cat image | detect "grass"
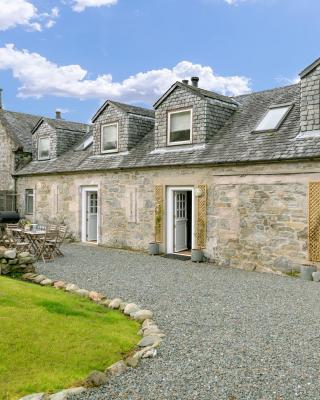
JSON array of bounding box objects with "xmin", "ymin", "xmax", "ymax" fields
[{"xmin": 0, "ymin": 276, "xmax": 140, "ymax": 400}]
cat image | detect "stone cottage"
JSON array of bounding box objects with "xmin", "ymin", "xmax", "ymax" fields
[
  {"xmin": 10, "ymin": 57, "xmax": 320, "ymax": 274},
  {"xmin": 0, "ymin": 100, "xmax": 88, "ymax": 211}
]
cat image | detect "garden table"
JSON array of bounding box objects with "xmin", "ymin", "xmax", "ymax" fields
[{"xmin": 24, "ymin": 230, "xmax": 46, "ymax": 258}]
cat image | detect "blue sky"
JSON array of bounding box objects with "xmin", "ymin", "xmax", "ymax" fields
[{"xmin": 0, "ymin": 0, "xmax": 320, "ymax": 123}]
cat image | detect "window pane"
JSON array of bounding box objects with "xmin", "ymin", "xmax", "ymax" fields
[
  {"xmin": 255, "ymin": 106, "xmax": 290, "ymax": 131},
  {"xmin": 25, "ymin": 189, "xmax": 34, "ymax": 214},
  {"xmin": 102, "ymin": 124, "xmax": 118, "ymax": 151},
  {"xmin": 170, "ymin": 111, "xmax": 191, "ymax": 143},
  {"xmin": 39, "ymin": 137, "xmax": 50, "ymax": 159}
]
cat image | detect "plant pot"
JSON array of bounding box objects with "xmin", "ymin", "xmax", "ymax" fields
[
  {"xmin": 148, "ymin": 242, "xmax": 159, "ymax": 256},
  {"xmin": 191, "ymin": 249, "xmax": 204, "ymax": 263},
  {"xmin": 300, "ymin": 265, "xmax": 317, "ymax": 281}
]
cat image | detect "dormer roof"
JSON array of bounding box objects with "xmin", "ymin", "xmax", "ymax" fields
[
  {"xmin": 31, "ymin": 117, "xmax": 89, "ymax": 135},
  {"xmin": 92, "ymin": 100, "xmax": 155, "ymax": 123},
  {"xmin": 299, "ymin": 57, "xmax": 320, "ymax": 78},
  {"xmin": 153, "ymin": 81, "xmax": 239, "ymax": 109}
]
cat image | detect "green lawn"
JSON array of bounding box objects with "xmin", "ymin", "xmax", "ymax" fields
[{"xmin": 0, "ymin": 276, "xmax": 140, "ymax": 400}]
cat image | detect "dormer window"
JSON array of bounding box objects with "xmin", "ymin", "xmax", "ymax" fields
[
  {"xmin": 254, "ymin": 104, "xmax": 293, "ymax": 133},
  {"xmin": 38, "ymin": 137, "xmax": 50, "ymax": 160},
  {"xmin": 168, "ymin": 109, "xmax": 192, "ymax": 145},
  {"xmin": 101, "ymin": 122, "xmax": 118, "ymax": 153}
]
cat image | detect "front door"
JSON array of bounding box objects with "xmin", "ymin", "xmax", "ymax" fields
[
  {"xmin": 86, "ymin": 191, "xmax": 98, "ymax": 242},
  {"xmin": 174, "ymin": 191, "xmax": 188, "ymax": 252}
]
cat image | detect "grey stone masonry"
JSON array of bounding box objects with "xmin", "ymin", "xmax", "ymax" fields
[
  {"xmin": 154, "ymin": 85, "xmax": 237, "ymax": 148},
  {"xmin": 93, "ymin": 103, "xmax": 154, "ymax": 155},
  {"xmin": 32, "ymin": 121, "xmax": 86, "ymax": 160},
  {"xmin": 32, "ymin": 122, "xmax": 55, "ymax": 160},
  {"xmin": 300, "ymin": 64, "xmax": 320, "ymax": 132}
]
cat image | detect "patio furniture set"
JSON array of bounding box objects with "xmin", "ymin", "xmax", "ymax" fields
[{"xmin": 0, "ymin": 223, "xmax": 67, "ymax": 262}]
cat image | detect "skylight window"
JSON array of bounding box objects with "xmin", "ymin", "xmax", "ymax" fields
[
  {"xmin": 254, "ymin": 104, "xmax": 293, "ymax": 132},
  {"xmin": 76, "ymin": 135, "xmax": 93, "ymax": 151}
]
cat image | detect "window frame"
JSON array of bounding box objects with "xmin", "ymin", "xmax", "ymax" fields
[
  {"xmin": 37, "ymin": 137, "xmax": 50, "ymax": 160},
  {"xmin": 101, "ymin": 122, "xmax": 119, "ymax": 154},
  {"xmin": 25, "ymin": 189, "xmax": 34, "ymax": 215},
  {"xmin": 167, "ymin": 108, "xmax": 193, "ymax": 146},
  {"xmin": 252, "ymin": 103, "xmax": 294, "ymax": 134}
]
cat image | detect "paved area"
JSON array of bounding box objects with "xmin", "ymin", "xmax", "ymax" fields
[{"xmin": 37, "ymin": 244, "xmax": 320, "ymax": 400}]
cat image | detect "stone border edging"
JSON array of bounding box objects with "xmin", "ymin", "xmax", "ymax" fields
[{"xmin": 18, "ymin": 272, "xmax": 165, "ymax": 400}]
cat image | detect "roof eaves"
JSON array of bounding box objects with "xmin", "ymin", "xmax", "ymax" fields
[
  {"xmin": 31, "ymin": 117, "xmax": 46, "ymax": 134},
  {"xmin": 299, "ymin": 57, "xmax": 320, "ymax": 78},
  {"xmin": 153, "ymin": 81, "xmax": 205, "ymax": 109}
]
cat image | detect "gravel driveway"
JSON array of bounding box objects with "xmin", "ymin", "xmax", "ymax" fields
[{"xmin": 37, "ymin": 244, "xmax": 320, "ymax": 400}]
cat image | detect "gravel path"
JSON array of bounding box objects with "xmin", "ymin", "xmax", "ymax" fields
[{"xmin": 37, "ymin": 244, "xmax": 320, "ymax": 400}]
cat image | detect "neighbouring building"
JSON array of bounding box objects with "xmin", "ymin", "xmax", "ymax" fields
[{"xmin": 7, "ymin": 57, "xmax": 320, "ymax": 274}]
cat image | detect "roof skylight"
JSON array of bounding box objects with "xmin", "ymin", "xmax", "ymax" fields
[
  {"xmin": 75, "ymin": 135, "xmax": 93, "ymax": 151},
  {"xmin": 254, "ymin": 104, "xmax": 293, "ymax": 132}
]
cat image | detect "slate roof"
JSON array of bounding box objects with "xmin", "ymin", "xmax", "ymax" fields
[
  {"xmin": 0, "ymin": 109, "xmax": 41, "ymax": 152},
  {"xmin": 32, "ymin": 117, "xmax": 89, "ymax": 135},
  {"xmin": 92, "ymin": 100, "xmax": 155, "ymax": 122},
  {"xmin": 17, "ymin": 82, "xmax": 320, "ymax": 177},
  {"xmin": 154, "ymin": 81, "xmax": 238, "ymax": 108}
]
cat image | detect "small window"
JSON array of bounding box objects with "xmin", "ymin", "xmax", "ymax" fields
[
  {"xmin": 75, "ymin": 135, "xmax": 93, "ymax": 151},
  {"xmin": 168, "ymin": 109, "xmax": 192, "ymax": 145},
  {"xmin": 101, "ymin": 123, "xmax": 118, "ymax": 153},
  {"xmin": 38, "ymin": 137, "xmax": 50, "ymax": 160},
  {"xmin": 254, "ymin": 104, "xmax": 293, "ymax": 132},
  {"xmin": 25, "ymin": 189, "xmax": 34, "ymax": 215}
]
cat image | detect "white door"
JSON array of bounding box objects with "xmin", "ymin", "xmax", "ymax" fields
[
  {"xmin": 174, "ymin": 191, "xmax": 188, "ymax": 252},
  {"xmin": 86, "ymin": 191, "xmax": 98, "ymax": 241}
]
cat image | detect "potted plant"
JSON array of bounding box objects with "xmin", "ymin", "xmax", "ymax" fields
[
  {"xmin": 191, "ymin": 248, "xmax": 204, "ymax": 263},
  {"xmin": 149, "ymin": 204, "xmax": 161, "ymax": 256}
]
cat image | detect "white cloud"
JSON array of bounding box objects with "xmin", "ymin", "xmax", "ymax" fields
[
  {"xmin": 224, "ymin": 0, "xmax": 256, "ymax": 4},
  {"xmin": 71, "ymin": 0, "xmax": 118, "ymax": 12},
  {"xmin": 0, "ymin": 0, "xmax": 59, "ymax": 31},
  {"xmin": 0, "ymin": 44, "xmax": 251, "ymax": 104}
]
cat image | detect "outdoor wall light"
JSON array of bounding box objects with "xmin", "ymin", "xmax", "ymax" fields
[{"xmin": 195, "ymin": 187, "xmax": 203, "ymax": 197}]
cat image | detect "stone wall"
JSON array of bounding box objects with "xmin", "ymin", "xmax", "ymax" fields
[
  {"xmin": 16, "ymin": 161, "xmax": 320, "ymax": 274},
  {"xmin": 0, "ymin": 121, "xmax": 15, "ymax": 191},
  {"xmin": 154, "ymin": 85, "xmax": 236, "ymax": 148},
  {"xmin": 300, "ymin": 65, "xmax": 320, "ymax": 133},
  {"xmin": 0, "ymin": 247, "xmax": 35, "ymax": 275},
  {"xmin": 32, "ymin": 122, "xmax": 55, "ymax": 160},
  {"xmin": 93, "ymin": 103, "xmax": 154, "ymax": 155}
]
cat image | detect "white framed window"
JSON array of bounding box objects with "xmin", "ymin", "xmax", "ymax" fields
[
  {"xmin": 101, "ymin": 122, "xmax": 119, "ymax": 153},
  {"xmin": 253, "ymin": 104, "xmax": 293, "ymax": 133},
  {"xmin": 25, "ymin": 189, "xmax": 34, "ymax": 215},
  {"xmin": 38, "ymin": 137, "xmax": 50, "ymax": 160},
  {"xmin": 167, "ymin": 109, "xmax": 192, "ymax": 145}
]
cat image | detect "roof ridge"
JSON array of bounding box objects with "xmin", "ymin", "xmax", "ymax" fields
[{"xmin": 233, "ymin": 83, "xmax": 299, "ymax": 99}]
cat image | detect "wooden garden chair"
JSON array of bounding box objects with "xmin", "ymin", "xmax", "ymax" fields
[
  {"xmin": 53, "ymin": 225, "xmax": 68, "ymax": 256},
  {"xmin": 4, "ymin": 227, "xmax": 30, "ymax": 252},
  {"xmin": 36, "ymin": 229, "xmax": 56, "ymax": 263}
]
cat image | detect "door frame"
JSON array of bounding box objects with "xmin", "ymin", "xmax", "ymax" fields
[
  {"xmin": 166, "ymin": 186, "xmax": 195, "ymax": 254},
  {"xmin": 81, "ymin": 186, "xmax": 99, "ymax": 244}
]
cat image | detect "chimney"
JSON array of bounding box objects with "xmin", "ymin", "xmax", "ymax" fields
[
  {"xmin": 0, "ymin": 88, "xmax": 3, "ymax": 109},
  {"xmin": 191, "ymin": 77, "xmax": 199, "ymax": 88},
  {"xmin": 55, "ymin": 109, "xmax": 62, "ymax": 119},
  {"xmin": 182, "ymin": 79, "xmax": 189, "ymax": 85}
]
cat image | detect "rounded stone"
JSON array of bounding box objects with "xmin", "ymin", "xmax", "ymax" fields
[
  {"xmin": 132, "ymin": 309, "xmax": 153, "ymax": 322},
  {"xmin": 138, "ymin": 335, "xmax": 162, "ymax": 348},
  {"xmin": 124, "ymin": 303, "xmax": 140, "ymax": 315},
  {"xmin": 33, "ymin": 275, "xmax": 47, "ymax": 284},
  {"xmin": 85, "ymin": 370, "xmax": 108, "ymax": 387},
  {"xmin": 109, "ymin": 298, "xmax": 122, "ymax": 309},
  {"xmin": 89, "ymin": 291, "xmax": 105, "ymax": 302},
  {"xmin": 65, "ymin": 283, "xmax": 80, "ymax": 292},
  {"xmin": 40, "ymin": 278, "xmax": 53, "ymax": 286},
  {"xmin": 53, "ymin": 280, "xmax": 66, "ymax": 289},
  {"xmin": 105, "ymin": 360, "xmax": 127, "ymax": 376},
  {"xmin": 76, "ymin": 288, "xmax": 90, "ymax": 297}
]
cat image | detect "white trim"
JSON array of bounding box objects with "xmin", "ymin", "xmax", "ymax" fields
[
  {"xmin": 38, "ymin": 137, "xmax": 50, "ymax": 160},
  {"xmin": 167, "ymin": 108, "xmax": 193, "ymax": 146},
  {"xmin": 81, "ymin": 186, "xmax": 99, "ymax": 244},
  {"xmin": 150, "ymin": 143, "xmax": 205, "ymax": 155},
  {"xmin": 101, "ymin": 122, "xmax": 119, "ymax": 154},
  {"xmin": 166, "ymin": 186, "xmax": 195, "ymax": 254}
]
